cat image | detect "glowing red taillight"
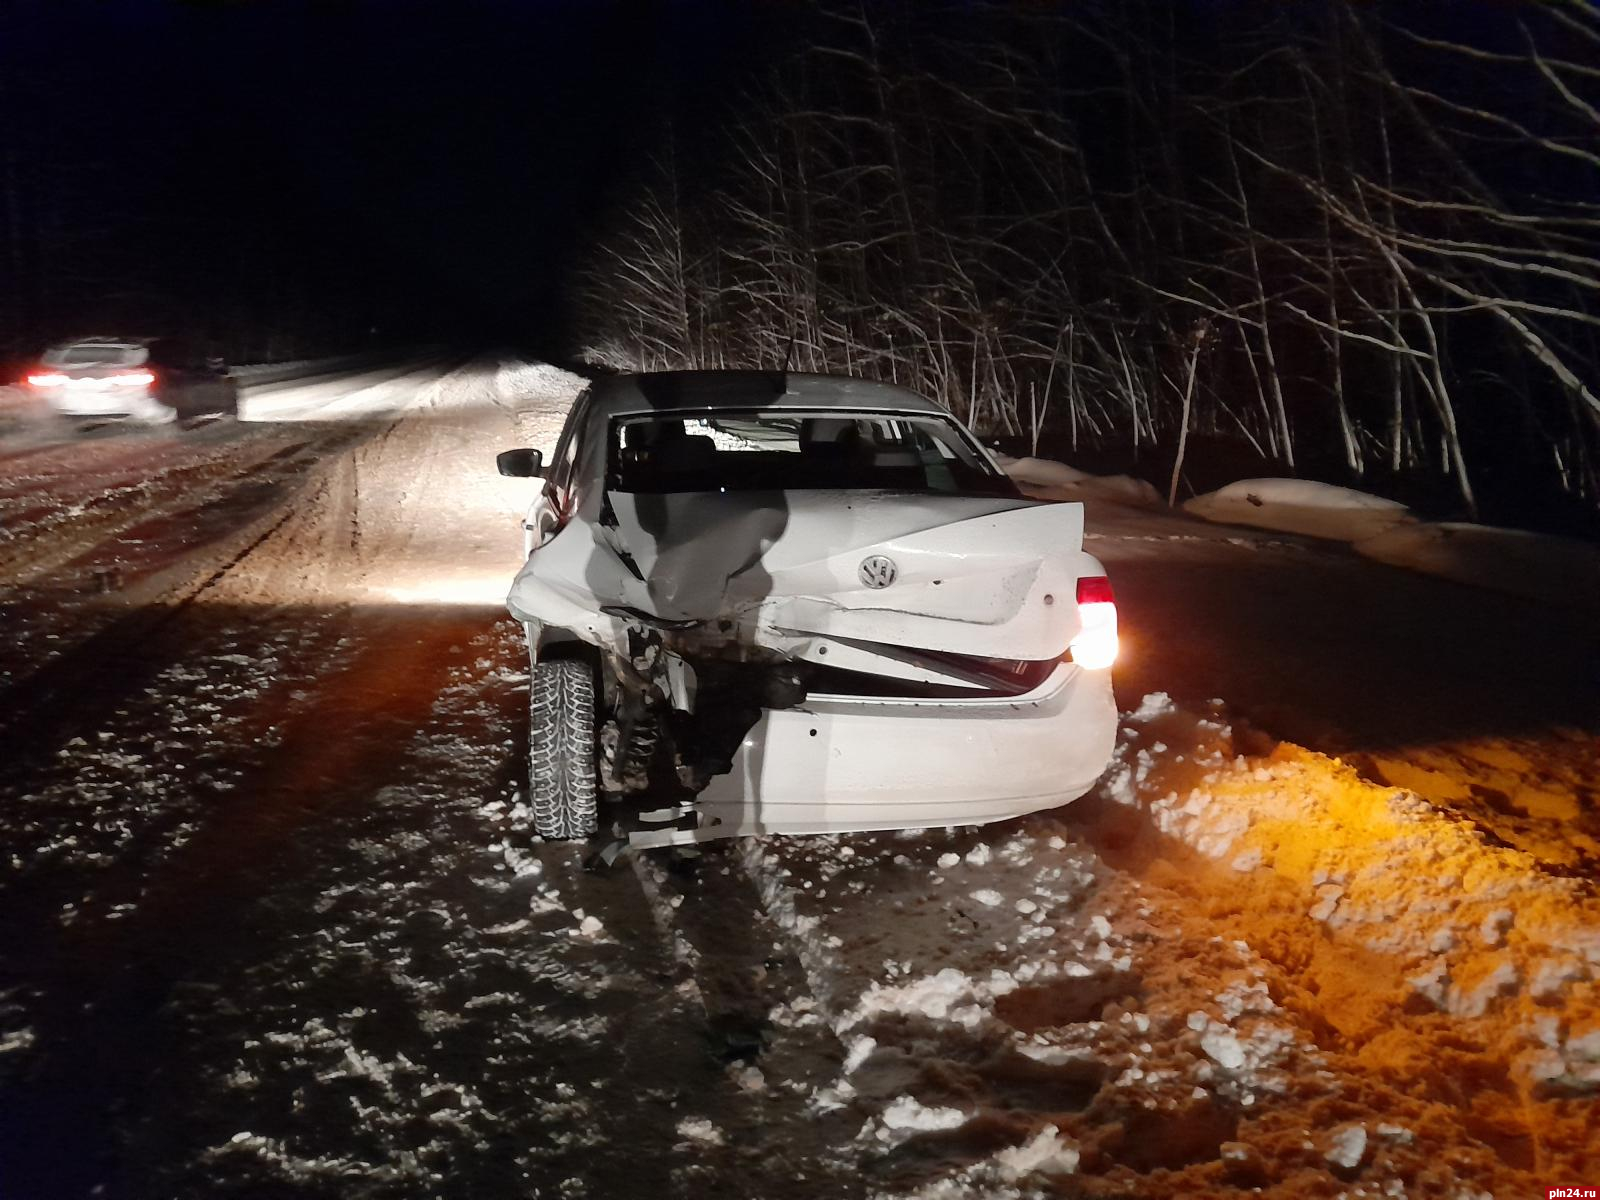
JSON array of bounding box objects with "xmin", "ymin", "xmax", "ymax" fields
[
  {"xmin": 26, "ymin": 369, "xmax": 153, "ymax": 389},
  {"xmin": 1070, "ymin": 575, "xmax": 1118, "ymax": 669},
  {"xmin": 1076, "ymin": 576, "xmax": 1115, "ymax": 606}
]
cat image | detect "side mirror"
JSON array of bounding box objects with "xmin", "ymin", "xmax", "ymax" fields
[{"xmin": 497, "ymin": 447, "xmax": 544, "ymax": 478}]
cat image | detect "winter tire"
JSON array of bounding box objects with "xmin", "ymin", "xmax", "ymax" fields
[{"xmin": 529, "ymin": 657, "xmax": 599, "ymax": 839}]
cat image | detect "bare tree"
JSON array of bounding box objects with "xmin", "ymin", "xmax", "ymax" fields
[{"xmin": 578, "ymin": 0, "xmax": 1600, "ymax": 518}]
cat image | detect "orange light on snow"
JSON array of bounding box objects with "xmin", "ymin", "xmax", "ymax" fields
[{"xmin": 1070, "ymin": 576, "xmax": 1119, "ymax": 670}]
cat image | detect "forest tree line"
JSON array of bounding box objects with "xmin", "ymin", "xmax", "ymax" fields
[{"xmin": 577, "ymin": 1, "xmax": 1600, "ymax": 528}]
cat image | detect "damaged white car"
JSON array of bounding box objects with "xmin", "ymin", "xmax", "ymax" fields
[{"xmin": 498, "ymin": 371, "xmax": 1119, "ymax": 846}]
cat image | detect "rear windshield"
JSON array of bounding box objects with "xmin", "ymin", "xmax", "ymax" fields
[
  {"xmin": 607, "ymin": 409, "xmax": 1018, "ymax": 497},
  {"xmin": 43, "ymin": 343, "xmax": 147, "ymax": 367}
]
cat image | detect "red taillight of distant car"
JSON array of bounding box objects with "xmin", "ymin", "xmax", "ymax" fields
[
  {"xmin": 1069, "ymin": 575, "xmax": 1118, "ymax": 669},
  {"xmin": 25, "ymin": 370, "xmax": 154, "ymax": 390}
]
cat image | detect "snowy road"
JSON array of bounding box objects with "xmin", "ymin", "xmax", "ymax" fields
[{"xmin": 0, "ymin": 360, "xmax": 1596, "ymax": 1199}]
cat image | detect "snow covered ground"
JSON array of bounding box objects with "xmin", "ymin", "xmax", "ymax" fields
[{"xmin": 0, "ymin": 359, "xmax": 1596, "ymax": 1198}]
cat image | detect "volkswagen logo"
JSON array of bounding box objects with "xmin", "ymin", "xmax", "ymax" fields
[{"xmin": 858, "ymin": 554, "xmax": 898, "ymax": 589}]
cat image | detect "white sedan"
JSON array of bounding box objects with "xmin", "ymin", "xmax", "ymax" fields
[
  {"xmin": 498, "ymin": 371, "xmax": 1118, "ymax": 845},
  {"xmin": 24, "ymin": 337, "xmax": 239, "ymax": 422}
]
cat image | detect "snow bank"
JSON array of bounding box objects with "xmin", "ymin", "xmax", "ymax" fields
[
  {"xmin": 994, "ymin": 455, "xmax": 1091, "ymax": 488},
  {"xmin": 495, "ymin": 359, "xmax": 586, "ymax": 404},
  {"xmin": 1069, "ymin": 473, "xmax": 1165, "ymax": 508},
  {"xmin": 1179, "ymin": 477, "xmax": 1600, "ymax": 605},
  {"xmin": 736, "ymin": 722, "xmax": 1598, "ymax": 1195},
  {"xmin": 1354, "ymin": 521, "xmax": 1600, "ymax": 608},
  {"xmin": 994, "ymin": 453, "xmax": 1164, "ymax": 510},
  {"xmin": 1183, "ymin": 478, "xmax": 1412, "ymax": 542},
  {"xmin": 1101, "ymin": 692, "xmax": 1600, "ymax": 1093}
]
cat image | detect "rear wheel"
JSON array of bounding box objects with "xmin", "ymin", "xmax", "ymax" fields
[{"xmin": 529, "ymin": 657, "xmax": 599, "ymax": 839}]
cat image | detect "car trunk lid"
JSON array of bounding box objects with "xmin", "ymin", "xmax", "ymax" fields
[{"xmin": 600, "ymin": 489, "xmax": 1091, "ymax": 661}]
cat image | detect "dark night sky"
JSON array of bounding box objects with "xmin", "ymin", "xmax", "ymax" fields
[
  {"xmin": 0, "ymin": 2, "xmax": 1584, "ymax": 358},
  {"xmin": 3, "ymin": 0, "xmax": 780, "ymax": 353}
]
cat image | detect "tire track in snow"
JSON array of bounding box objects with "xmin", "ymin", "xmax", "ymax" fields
[
  {"xmin": 0, "ymin": 434, "xmax": 366, "ymax": 743},
  {"xmin": 0, "ymin": 427, "xmax": 319, "ymax": 582}
]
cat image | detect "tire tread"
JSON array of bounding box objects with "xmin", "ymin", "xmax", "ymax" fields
[{"xmin": 529, "ymin": 658, "xmax": 598, "ymax": 839}]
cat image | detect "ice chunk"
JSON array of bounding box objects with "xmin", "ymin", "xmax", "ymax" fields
[
  {"xmin": 1130, "ymin": 692, "xmax": 1175, "ymax": 722},
  {"xmin": 1479, "ymin": 908, "xmax": 1513, "ymax": 947},
  {"xmin": 1201, "ymin": 1030, "xmax": 1246, "ymax": 1070},
  {"xmin": 1407, "ymin": 960, "xmax": 1450, "ymax": 1009},
  {"xmin": 876, "ymin": 1095, "xmax": 967, "ymax": 1142},
  {"xmin": 1530, "ymin": 958, "xmax": 1586, "ymax": 1001},
  {"xmin": 1324, "ymin": 1124, "xmax": 1367, "ymax": 1170},
  {"xmin": 1448, "ymin": 959, "xmax": 1519, "ymax": 1017},
  {"xmin": 843, "ymin": 1036, "xmax": 876, "ymax": 1074},
  {"xmin": 991, "ymin": 1124, "xmax": 1080, "ymax": 1178},
  {"xmin": 676, "ymin": 1117, "xmax": 724, "ymax": 1145},
  {"xmin": 729, "ymin": 1064, "xmax": 765, "ymax": 1092}
]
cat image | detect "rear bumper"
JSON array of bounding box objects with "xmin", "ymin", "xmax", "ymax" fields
[
  {"xmin": 634, "ymin": 662, "xmax": 1117, "ymax": 843},
  {"xmin": 45, "ymin": 388, "xmax": 171, "ymax": 420}
]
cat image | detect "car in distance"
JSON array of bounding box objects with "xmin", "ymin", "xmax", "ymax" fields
[
  {"xmin": 25, "ymin": 336, "xmax": 239, "ymax": 422},
  {"xmin": 498, "ymin": 370, "xmax": 1119, "ymax": 846}
]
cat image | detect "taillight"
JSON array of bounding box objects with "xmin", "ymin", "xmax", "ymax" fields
[
  {"xmin": 27, "ymin": 370, "xmax": 154, "ymax": 390},
  {"xmin": 1069, "ymin": 575, "xmax": 1118, "ymax": 669}
]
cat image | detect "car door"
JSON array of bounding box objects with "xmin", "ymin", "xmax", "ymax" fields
[{"xmin": 522, "ymin": 389, "xmax": 591, "ymax": 557}]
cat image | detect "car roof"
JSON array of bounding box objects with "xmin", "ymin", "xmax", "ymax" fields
[{"xmin": 585, "ymin": 370, "xmax": 948, "ymax": 421}]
